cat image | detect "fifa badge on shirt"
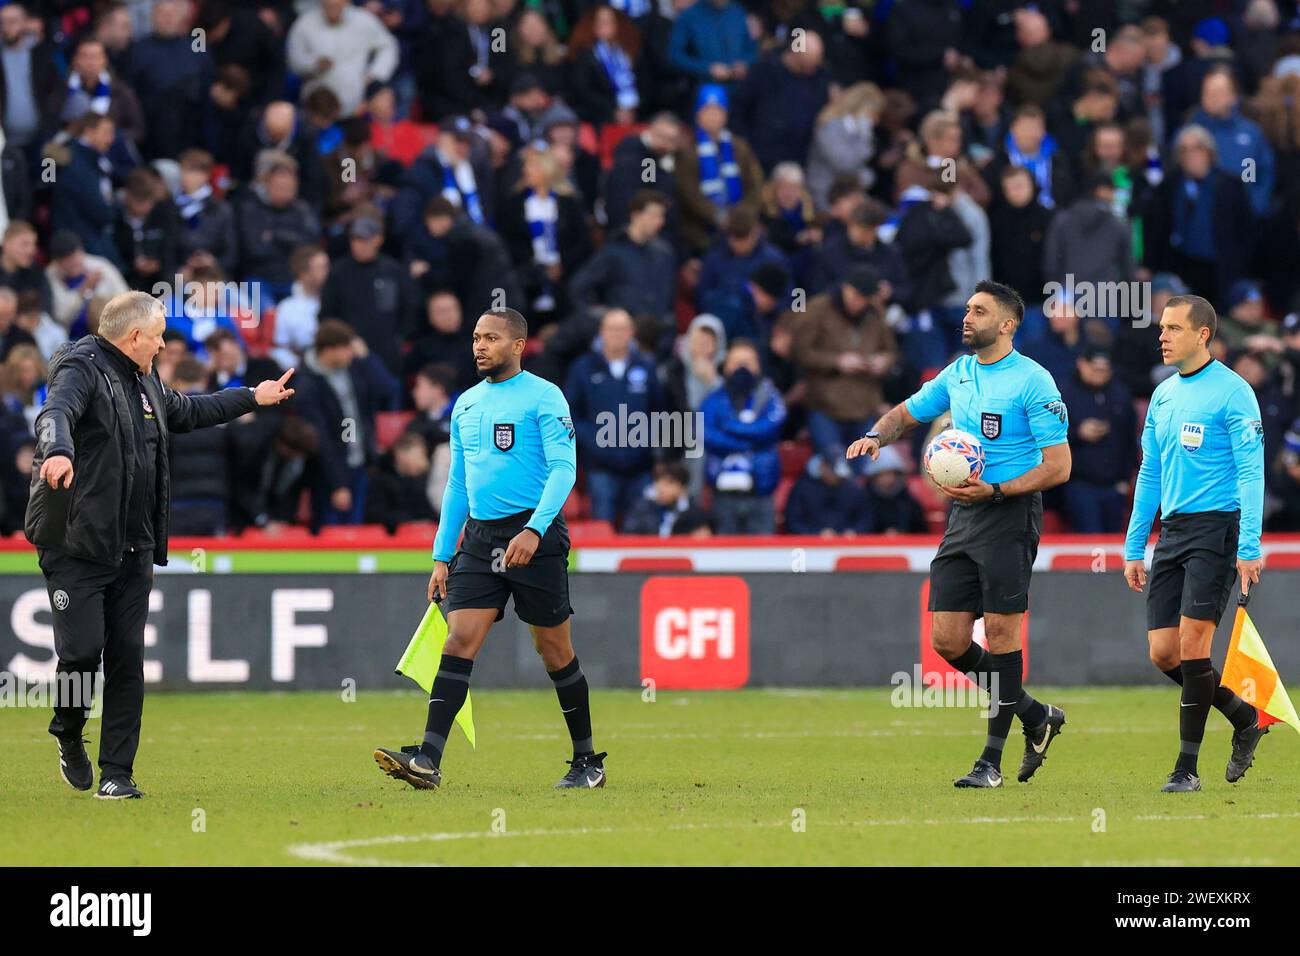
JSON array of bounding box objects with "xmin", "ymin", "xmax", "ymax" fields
[
  {"xmin": 494, "ymin": 422, "xmax": 515, "ymax": 450},
  {"xmin": 980, "ymin": 411, "xmax": 1001, "ymax": 440},
  {"xmin": 1180, "ymin": 422, "xmax": 1204, "ymax": 452}
]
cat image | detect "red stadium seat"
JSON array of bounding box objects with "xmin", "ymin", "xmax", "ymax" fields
[
  {"xmin": 374, "ymin": 411, "xmax": 415, "ymax": 452},
  {"xmin": 1133, "ymin": 397, "xmax": 1149, "ymax": 429},
  {"xmin": 562, "ymin": 489, "xmax": 590, "ymax": 521},
  {"xmin": 1040, "ymin": 511, "xmax": 1066, "ymax": 534},
  {"xmin": 907, "ymin": 474, "xmax": 948, "ymax": 531},
  {"xmin": 779, "ymin": 439, "xmax": 812, "ymax": 478},
  {"xmin": 398, "ymin": 521, "xmax": 439, "ymax": 540},
  {"xmin": 240, "ymin": 525, "xmax": 313, "ymax": 541},
  {"xmin": 241, "ymin": 305, "xmax": 275, "ymax": 359},
  {"xmin": 569, "ymin": 520, "xmax": 614, "ymax": 539},
  {"xmin": 577, "ymin": 122, "xmax": 599, "ymax": 158},
  {"xmin": 597, "ymin": 122, "xmax": 645, "ymax": 170},
  {"xmin": 773, "ymin": 475, "xmax": 796, "ymax": 528},
  {"xmin": 617, "ymin": 556, "xmax": 694, "ymax": 571}
]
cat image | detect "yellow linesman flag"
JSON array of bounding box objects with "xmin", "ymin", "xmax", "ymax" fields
[
  {"xmin": 394, "ymin": 601, "xmax": 476, "ymax": 748},
  {"xmin": 1222, "ymin": 603, "xmax": 1300, "ymax": 734}
]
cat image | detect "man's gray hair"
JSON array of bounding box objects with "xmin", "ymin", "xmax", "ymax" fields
[
  {"xmin": 1175, "ymin": 124, "xmax": 1218, "ymax": 161},
  {"xmin": 98, "ymin": 291, "xmax": 163, "ymax": 341},
  {"xmin": 255, "ymin": 148, "xmax": 297, "ymax": 181}
]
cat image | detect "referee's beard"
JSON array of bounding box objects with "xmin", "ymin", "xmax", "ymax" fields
[
  {"xmin": 476, "ymin": 358, "xmax": 516, "ymax": 380},
  {"xmin": 962, "ymin": 325, "xmax": 999, "ymax": 351}
]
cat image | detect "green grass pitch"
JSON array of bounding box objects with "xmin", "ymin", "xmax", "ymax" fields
[{"xmin": 2, "ymin": 687, "xmax": 1298, "ymax": 866}]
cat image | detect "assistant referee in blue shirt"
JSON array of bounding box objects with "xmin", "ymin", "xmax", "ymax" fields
[
  {"xmin": 1124, "ymin": 295, "xmax": 1267, "ymax": 793},
  {"xmin": 374, "ymin": 308, "xmax": 608, "ymax": 791}
]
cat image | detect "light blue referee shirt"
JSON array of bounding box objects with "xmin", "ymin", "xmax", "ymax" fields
[
  {"xmin": 904, "ymin": 349, "xmax": 1070, "ymax": 485},
  {"xmin": 1123, "ymin": 359, "xmax": 1265, "ymax": 561},
  {"xmin": 432, "ymin": 370, "xmax": 577, "ymax": 562}
]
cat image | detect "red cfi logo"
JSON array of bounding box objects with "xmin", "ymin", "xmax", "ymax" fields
[{"xmin": 640, "ymin": 577, "xmax": 750, "ymax": 690}]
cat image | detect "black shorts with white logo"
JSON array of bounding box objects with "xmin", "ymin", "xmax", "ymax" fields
[
  {"xmin": 441, "ymin": 510, "xmax": 573, "ymax": 627},
  {"xmin": 1146, "ymin": 510, "xmax": 1239, "ymax": 631},
  {"xmin": 929, "ymin": 491, "xmax": 1042, "ymax": 615}
]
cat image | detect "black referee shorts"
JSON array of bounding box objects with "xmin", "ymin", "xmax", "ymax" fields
[
  {"xmin": 442, "ymin": 510, "xmax": 573, "ymax": 627},
  {"xmin": 929, "ymin": 492, "xmax": 1042, "ymax": 615},
  {"xmin": 1146, "ymin": 510, "xmax": 1240, "ymax": 631}
]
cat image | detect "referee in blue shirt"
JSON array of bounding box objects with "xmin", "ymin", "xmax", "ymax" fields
[
  {"xmin": 374, "ymin": 308, "xmax": 607, "ymax": 791},
  {"xmin": 1123, "ymin": 295, "xmax": 1267, "ymax": 793},
  {"xmin": 849, "ymin": 280, "xmax": 1073, "ymax": 789}
]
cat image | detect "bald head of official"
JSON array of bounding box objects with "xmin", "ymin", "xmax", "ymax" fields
[
  {"xmin": 1159, "ymin": 294, "xmax": 1216, "ymax": 372},
  {"xmin": 98, "ymin": 291, "xmax": 167, "ymax": 374},
  {"xmin": 473, "ymin": 307, "xmax": 528, "ymax": 381}
]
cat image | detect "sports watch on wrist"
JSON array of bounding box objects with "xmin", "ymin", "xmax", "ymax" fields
[
  {"xmin": 991, "ymin": 482, "xmax": 1004, "ymax": 504},
  {"xmin": 863, "ymin": 431, "xmax": 880, "ymax": 441}
]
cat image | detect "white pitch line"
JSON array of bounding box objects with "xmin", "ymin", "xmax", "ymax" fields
[
  {"xmin": 287, "ymin": 814, "xmax": 1088, "ymax": 866},
  {"xmin": 1132, "ymin": 811, "xmax": 1300, "ymax": 822},
  {"xmin": 288, "ymin": 821, "xmax": 788, "ymax": 866}
]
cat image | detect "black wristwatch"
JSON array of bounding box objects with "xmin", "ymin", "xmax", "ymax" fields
[
  {"xmin": 991, "ymin": 482, "xmax": 1005, "ymax": 504},
  {"xmin": 863, "ymin": 431, "xmax": 880, "ymax": 441}
]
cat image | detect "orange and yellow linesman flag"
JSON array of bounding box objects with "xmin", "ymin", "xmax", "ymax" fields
[{"xmin": 1221, "ymin": 590, "xmax": 1300, "ymax": 733}]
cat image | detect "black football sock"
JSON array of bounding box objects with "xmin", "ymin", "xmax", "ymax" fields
[
  {"xmin": 980, "ymin": 650, "xmax": 1026, "ymax": 768},
  {"xmin": 1176, "ymin": 658, "xmax": 1215, "ymax": 774},
  {"xmin": 419, "ymin": 654, "xmax": 474, "ymax": 767},
  {"xmin": 944, "ymin": 642, "xmax": 994, "ymax": 686},
  {"xmin": 1162, "ymin": 665, "xmax": 1257, "ymax": 731},
  {"xmin": 549, "ymin": 656, "xmax": 594, "ymax": 758},
  {"xmin": 984, "ymin": 648, "xmax": 1048, "ymax": 728}
]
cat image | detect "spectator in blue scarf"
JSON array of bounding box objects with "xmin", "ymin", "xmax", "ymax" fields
[
  {"xmin": 497, "ymin": 144, "xmax": 593, "ymax": 321},
  {"xmin": 991, "ymin": 103, "xmax": 1075, "ymax": 211},
  {"xmin": 568, "ymin": 5, "xmax": 646, "ymax": 127},
  {"xmin": 674, "ymin": 83, "xmax": 764, "ymax": 254}
]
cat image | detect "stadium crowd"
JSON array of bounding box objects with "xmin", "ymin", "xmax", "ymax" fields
[{"xmin": 4, "ymin": 0, "xmax": 1300, "ymax": 539}]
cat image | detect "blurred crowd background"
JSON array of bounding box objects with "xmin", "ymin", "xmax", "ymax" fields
[{"xmin": 3, "ymin": 0, "xmax": 1300, "ymax": 540}]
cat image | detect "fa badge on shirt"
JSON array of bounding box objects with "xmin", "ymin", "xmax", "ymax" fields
[
  {"xmin": 1180, "ymin": 422, "xmax": 1204, "ymax": 452},
  {"xmin": 494, "ymin": 422, "xmax": 514, "ymax": 451}
]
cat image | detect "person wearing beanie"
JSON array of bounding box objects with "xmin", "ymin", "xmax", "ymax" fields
[
  {"xmin": 673, "ymin": 83, "xmax": 764, "ymax": 255},
  {"xmin": 1216, "ymin": 280, "xmax": 1279, "ymax": 357}
]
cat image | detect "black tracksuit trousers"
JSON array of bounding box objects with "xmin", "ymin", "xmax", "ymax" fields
[{"xmin": 38, "ymin": 547, "xmax": 153, "ymax": 778}]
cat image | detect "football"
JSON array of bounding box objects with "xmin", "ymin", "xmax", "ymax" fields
[{"xmin": 924, "ymin": 428, "xmax": 986, "ymax": 487}]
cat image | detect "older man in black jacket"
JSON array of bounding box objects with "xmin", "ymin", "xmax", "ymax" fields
[{"xmin": 25, "ymin": 291, "xmax": 295, "ymax": 800}]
